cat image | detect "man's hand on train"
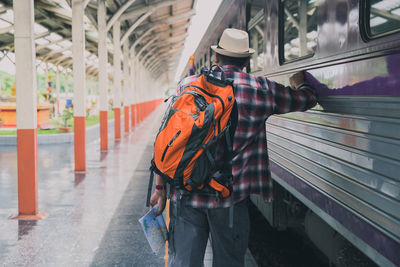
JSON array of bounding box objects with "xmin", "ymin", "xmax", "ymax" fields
[
  {"xmin": 289, "ymin": 71, "xmax": 305, "ymax": 88},
  {"xmin": 150, "ymin": 187, "xmax": 166, "ymax": 216}
]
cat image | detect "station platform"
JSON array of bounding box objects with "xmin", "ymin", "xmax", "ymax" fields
[{"xmin": 0, "ymin": 104, "xmax": 257, "ymax": 266}]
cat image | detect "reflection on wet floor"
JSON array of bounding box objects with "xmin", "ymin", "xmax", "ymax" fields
[
  {"xmin": 0, "ymin": 105, "xmax": 166, "ymax": 266},
  {"xmin": 74, "ymin": 173, "xmax": 86, "ymax": 187},
  {"xmin": 91, "ymin": 143, "xmax": 165, "ymax": 266},
  {"xmin": 18, "ymin": 220, "xmax": 37, "ymax": 240}
]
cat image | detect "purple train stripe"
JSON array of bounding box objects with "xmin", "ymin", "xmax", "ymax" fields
[
  {"xmin": 304, "ymin": 54, "xmax": 400, "ymax": 97},
  {"xmin": 270, "ymin": 161, "xmax": 400, "ymax": 266}
]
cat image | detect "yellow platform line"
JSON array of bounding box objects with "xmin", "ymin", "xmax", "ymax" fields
[{"xmin": 165, "ymin": 199, "xmax": 170, "ymax": 267}]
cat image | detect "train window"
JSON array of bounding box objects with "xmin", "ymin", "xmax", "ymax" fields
[
  {"xmin": 248, "ymin": 0, "xmax": 265, "ymax": 72},
  {"xmin": 280, "ymin": 0, "xmax": 317, "ymax": 63},
  {"xmin": 365, "ymin": 0, "xmax": 400, "ymax": 38}
]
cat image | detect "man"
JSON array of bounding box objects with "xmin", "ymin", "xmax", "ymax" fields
[{"xmin": 150, "ymin": 28, "xmax": 317, "ymax": 267}]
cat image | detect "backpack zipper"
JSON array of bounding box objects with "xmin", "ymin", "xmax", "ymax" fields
[
  {"xmin": 189, "ymin": 85, "xmax": 225, "ymax": 113},
  {"xmin": 161, "ymin": 130, "xmax": 181, "ymax": 162},
  {"xmin": 179, "ymin": 90, "xmax": 208, "ymax": 111}
]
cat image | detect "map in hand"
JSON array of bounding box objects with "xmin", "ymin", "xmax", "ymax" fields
[{"xmin": 139, "ymin": 205, "xmax": 168, "ymax": 255}]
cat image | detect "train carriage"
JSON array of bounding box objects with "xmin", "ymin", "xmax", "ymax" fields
[{"xmin": 182, "ymin": 0, "xmax": 400, "ymax": 266}]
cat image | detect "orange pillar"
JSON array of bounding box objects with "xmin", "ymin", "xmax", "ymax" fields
[
  {"xmin": 12, "ymin": 0, "xmax": 45, "ymax": 220},
  {"xmin": 143, "ymin": 102, "xmax": 145, "ymax": 120},
  {"xmin": 98, "ymin": 0, "xmax": 108, "ymax": 151},
  {"xmin": 72, "ymin": 0, "xmax": 86, "ymax": 172},
  {"xmin": 114, "ymin": 107, "xmax": 121, "ymax": 140},
  {"xmin": 14, "ymin": 129, "xmax": 45, "ymax": 219},
  {"xmin": 131, "ymin": 104, "xmax": 135, "ymax": 128},
  {"xmin": 124, "ymin": 106, "xmax": 129, "ymax": 133},
  {"xmin": 113, "ymin": 22, "xmax": 122, "ymax": 141},
  {"xmin": 139, "ymin": 103, "xmax": 142, "ymax": 122},
  {"xmin": 74, "ymin": 116, "xmax": 86, "ymax": 171},
  {"xmin": 123, "ymin": 42, "xmax": 130, "ymax": 133},
  {"xmin": 100, "ymin": 110, "xmax": 108, "ymax": 150},
  {"xmin": 140, "ymin": 103, "xmax": 143, "ymax": 122},
  {"xmin": 136, "ymin": 104, "xmax": 139, "ymax": 123},
  {"xmin": 17, "ymin": 129, "xmax": 37, "ymax": 215}
]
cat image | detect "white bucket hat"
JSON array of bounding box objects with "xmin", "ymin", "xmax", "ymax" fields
[{"xmin": 211, "ymin": 28, "xmax": 255, "ymax": 58}]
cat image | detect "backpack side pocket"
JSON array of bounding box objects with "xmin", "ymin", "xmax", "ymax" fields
[{"xmin": 185, "ymin": 152, "xmax": 212, "ymax": 190}]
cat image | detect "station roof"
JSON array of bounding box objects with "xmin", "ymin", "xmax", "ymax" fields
[{"xmin": 0, "ymin": 0, "xmax": 196, "ymax": 78}]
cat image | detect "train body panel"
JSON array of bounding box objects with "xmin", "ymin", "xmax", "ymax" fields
[
  {"xmin": 267, "ymin": 56, "xmax": 400, "ymax": 266},
  {"xmin": 181, "ymin": 0, "xmax": 400, "ymax": 265}
]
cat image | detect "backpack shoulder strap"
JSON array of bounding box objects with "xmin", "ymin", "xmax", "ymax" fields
[
  {"xmin": 230, "ymin": 100, "xmax": 238, "ymax": 144},
  {"xmin": 221, "ymin": 88, "xmax": 238, "ymax": 171},
  {"xmin": 224, "ymin": 100, "xmax": 238, "ymax": 154}
]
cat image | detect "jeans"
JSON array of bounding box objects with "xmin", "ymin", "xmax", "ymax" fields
[{"xmin": 167, "ymin": 198, "xmax": 250, "ymax": 267}]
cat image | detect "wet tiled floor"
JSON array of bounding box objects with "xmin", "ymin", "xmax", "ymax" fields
[
  {"xmin": 0, "ymin": 104, "xmax": 259, "ymax": 267},
  {"xmin": 0, "ymin": 106, "xmax": 166, "ymax": 266}
]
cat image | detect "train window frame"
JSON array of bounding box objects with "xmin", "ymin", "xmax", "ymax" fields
[
  {"xmin": 278, "ymin": 0, "xmax": 317, "ymax": 65},
  {"xmin": 248, "ymin": 3, "xmax": 265, "ymax": 73},
  {"xmin": 360, "ymin": 0, "xmax": 400, "ymax": 41}
]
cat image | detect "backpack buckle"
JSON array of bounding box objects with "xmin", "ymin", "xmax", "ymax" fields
[{"xmin": 200, "ymin": 67, "xmax": 209, "ymax": 75}]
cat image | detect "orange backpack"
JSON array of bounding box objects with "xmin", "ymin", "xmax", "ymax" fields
[{"xmin": 147, "ymin": 67, "xmax": 237, "ymax": 205}]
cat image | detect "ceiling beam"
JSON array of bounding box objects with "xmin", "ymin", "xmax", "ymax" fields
[
  {"xmin": 36, "ymin": 37, "xmax": 71, "ymax": 51},
  {"xmin": 284, "ymin": 7, "xmax": 299, "ymax": 30},
  {"xmin": 134, "ymin": 9, "xmax": 195, "ymax": 33},
  {"xmin": 0, "ymin": 25, "xmax": 13, "ymax": 35},
  {"xmin": 120, "ymin": 10, "xmax": 152, "ymax": 44},
  {"xmin": 137, "ymin": 34, "xmax": 186, "ymax": 61},
  {"xmin": 42, "ymin": 45, "xmax": 72, "ymax": 61},
  {"xmin": 106, "ymin": 0, "xmax": 138, "ymax": 31},
  {"xmin": 142, "ymin": 40, "xmax": 184, "ymax": 65},
  {"xmin": 148, "ymin": 55, "xmax": 169, "ymax": 71},
  {"xmin": 129, "ymin": 18, "xmax": 190, "ymax": 55},
  {"xmin": 83, "ymin": 0, "xmax": 91, "ymax": 8},
  {"xmin": 136, "ymin": 38, "xmax": 156, "ymax": 59},
  {"xmin": 151, "ymin": 61, "xmax": 167, "ymax": 74},
  {"xmin": 35, "ymin": 1, "xmax": 72, "ymax": 20},
  {"xmin": 371, "ymin": 7, "xmax": 400, "ymax": 23},
  {"xmin": 120, "ymin": 0, "xmax": 177, "ymax": 21},
  {"xmin": 142, "ymin": 47, "xmax": 169, "ymax": 65},
  {"xmin": 144, "ymin": 47, "xmax": 180, "ymax": 68},
  {"xmin": 129, "ymin": 24, "xmax": 158, "ymax": 54}
]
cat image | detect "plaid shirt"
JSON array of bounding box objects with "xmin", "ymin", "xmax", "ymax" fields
[{"xmin": 171, "ymin": 65, "xmax": 317, "ymax": 208}]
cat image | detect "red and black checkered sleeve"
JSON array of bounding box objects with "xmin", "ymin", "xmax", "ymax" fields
[{"xmin": 268, "ymin": 79, "xmax": 317, "ymax": 114}]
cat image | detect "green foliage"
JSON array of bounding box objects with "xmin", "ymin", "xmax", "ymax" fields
[
  {"xmin": 36, "ymin": 73, "xmax": 46, "ymax": 93},
  {"xmin": 0, "ymin": 113, "xmax": 117, "ymax": 135},
  {"xmin": 1, "ymin": 70, "xmax": 77, "ymax": 97},
  {"xmin": 108, "ymin": 110, "xmax": 114, "ymax": 119},
  {"xmin": 61, "ymin": 109, "xmax": 73, "ymax": 127},
  {"xmin": 0, "ymin": 129, "xmax": 65, "ymax": 135},
  {"xmin": 0, "ymin": 130, "xmax": 17, "ymax": 135},
  {"xmin": 0, "ymin": 71, "xmax": 15, "ymax": 96},
  {"xmin": 86, "ymin": 115, "xmax": 99, "ymax": 127}
]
